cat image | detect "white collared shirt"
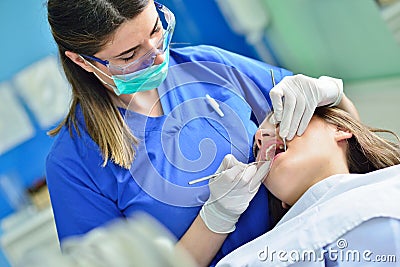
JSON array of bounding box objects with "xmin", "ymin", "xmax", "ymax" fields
[{"xmin": 217, "ymin": 164, "xmax": 400, "ymax": 267}]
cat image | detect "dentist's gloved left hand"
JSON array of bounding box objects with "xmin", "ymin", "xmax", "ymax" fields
[
  {"xmin": 200, "ymin": 154, "xmax": 267, "ymax": 234},
  {"xmin": 270, "ymin": 74, "xmax": 343, "ymax": 140}
]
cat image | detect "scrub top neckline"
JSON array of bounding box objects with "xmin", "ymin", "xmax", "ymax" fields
[{"xmin": 117, "ymin": 54, "xmax": 181, "ymax": 133}]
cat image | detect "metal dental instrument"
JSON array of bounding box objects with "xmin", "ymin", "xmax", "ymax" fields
[
  {"xmin": 188, "ymin": 161, "xmax": 268, "ymax": 185},
  {"xmin": 270, "ymin": 68, "xmax": 276, "ymax": 88},
  {"xmin": 269, "ymin": 69, "xmax": 286, "ymax": 152},
  {"xmin": 189, "ymin": 70, "xmax": 287, "ymax": 186}
]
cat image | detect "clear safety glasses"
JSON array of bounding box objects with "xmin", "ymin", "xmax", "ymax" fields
[{"xmin": 81, "ymin": 2, "xmax": 175, "ymax": 79}]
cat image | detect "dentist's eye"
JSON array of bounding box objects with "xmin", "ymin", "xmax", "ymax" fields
[
  {"xmin": 153, "ymin": 24, "xmax": 162, "ymax": 34},
  {"xmin": 121, "ymin": 55, "xmax": 135, "ymax": 62},
  {"xmin": 118, "ymin": 50, "xmax": 137, "ymax": 63}
]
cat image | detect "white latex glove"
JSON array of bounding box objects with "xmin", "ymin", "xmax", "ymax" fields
[
  {"xmin": 200, "ymin": 154, "xmax": 270, "ymax": 234},
  {"xmin": 269, "ymin": 74, "xmax": 343, "ymax": 140}
]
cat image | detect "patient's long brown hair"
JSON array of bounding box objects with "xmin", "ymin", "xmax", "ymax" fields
[
  {"xmin": 269, "ymin": 106, "xmax": 400, "ymax": 227},
  {"xmin": 316, "ymin": 107, "xmax": 400, "ymax": 172}
]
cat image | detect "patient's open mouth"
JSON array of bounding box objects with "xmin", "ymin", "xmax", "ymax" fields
[
  {"xmin": 262, "ymin": 143, "xmax": 286, "ymax": 161},
  {"xmin": 275, "ymin": 144, "xmax": 285, "ymax": 155}
]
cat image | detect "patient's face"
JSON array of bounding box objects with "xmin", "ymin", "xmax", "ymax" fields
[
  {"xmin": 255, "ymin": 114, "xmax": 346, "ymax": 206},
  {"xmin": 254, "ymin": 113, "xmax": 283, "ymax": 163}
]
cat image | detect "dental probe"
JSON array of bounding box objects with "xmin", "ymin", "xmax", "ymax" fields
[
  {"xmin": 188, "ymin": 161, "xmax": 268, "ymax": 185},
  {"xmin": 269, "ymin": 69, "xmax": 287, "ymax": 152}
]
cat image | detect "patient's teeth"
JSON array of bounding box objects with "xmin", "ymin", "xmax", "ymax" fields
[{"xmin": 279, "ymin": 144, "xmax": 284, "ymax": 150}]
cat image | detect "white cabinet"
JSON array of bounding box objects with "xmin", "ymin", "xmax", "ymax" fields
[{"xmin": 0, "ymin": 206, "xmax": 59, "ymax": 266}]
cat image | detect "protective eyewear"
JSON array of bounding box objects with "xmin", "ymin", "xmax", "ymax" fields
[{"xmin": 81, "ymin": 2, "xmax": 175, "ymax": 79}]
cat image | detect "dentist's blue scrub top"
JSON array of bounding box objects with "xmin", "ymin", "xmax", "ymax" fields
[{"xmin": 46, "ymin": 45, "xmax": 292, "ymax": 265}]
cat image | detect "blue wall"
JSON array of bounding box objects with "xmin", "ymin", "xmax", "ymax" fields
[
  {"xmin": 0, "ymin": 2, "xmax": 59, "ymax": 267},
  {"xmin": 0, "ymin": 1, "xmax": 57, "ymax": 81},
  {"xmin": 0, "ymin": 0, "xmax": 58, "ymax": 218}
]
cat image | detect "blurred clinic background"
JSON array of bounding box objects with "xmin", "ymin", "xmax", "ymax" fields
[{"xmin": 1, "ymin": 0, "xmax": 400, "ymax": 266}]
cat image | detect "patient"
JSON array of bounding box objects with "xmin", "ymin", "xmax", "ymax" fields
[{"xmin": 217, "ymin": 107, "xmax": 400, "ymax": 266}]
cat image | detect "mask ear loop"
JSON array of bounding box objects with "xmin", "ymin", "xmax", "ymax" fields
[{"xmin": 80, "ymin": 56, "xmax": 121, "ymax": 95}]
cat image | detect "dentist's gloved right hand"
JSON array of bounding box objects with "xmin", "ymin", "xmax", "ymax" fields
[
  {"xmin": 200, "ymin": 154, "xmax": 267, "ymax": 234},
  {"xmin": 270, "ymin": 74, "xmax": 343, "ymax": 140}
]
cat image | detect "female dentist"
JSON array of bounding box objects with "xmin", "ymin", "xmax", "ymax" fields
[{"xmin": 45, "ymin": 0, "xmax": 357, "ymax": 266}]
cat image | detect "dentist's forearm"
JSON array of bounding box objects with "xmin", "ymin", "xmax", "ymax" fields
[{"xmin": 177, "ymin": 215, "xmax": 227, "ymax": 267}]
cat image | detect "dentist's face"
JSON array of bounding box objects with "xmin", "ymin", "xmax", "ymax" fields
[
  {"xmin": 82, "ymin": 1, "xmax": 165, "ymax": 83},
  {"xmin": 255, "ymin": 114, "xmax": 346, "ymax": 206}
]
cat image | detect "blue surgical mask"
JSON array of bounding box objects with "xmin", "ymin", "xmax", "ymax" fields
[{"xmin": 111, "ymin": 49, "xmax": 170, "ymax": 95}]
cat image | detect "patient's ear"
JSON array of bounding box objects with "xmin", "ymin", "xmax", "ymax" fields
[{"xmin": 334, "ymin": 127, "xmax": 353, "ymax": 142}]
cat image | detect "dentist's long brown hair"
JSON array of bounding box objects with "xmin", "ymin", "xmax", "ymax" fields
[
  {"xmin": 47, "ymin": 0, "xmax": 149, "ymax": 169},
  {"xmin": 269, "ymin": 107, "xmax": 400, "ymax": 227}
]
